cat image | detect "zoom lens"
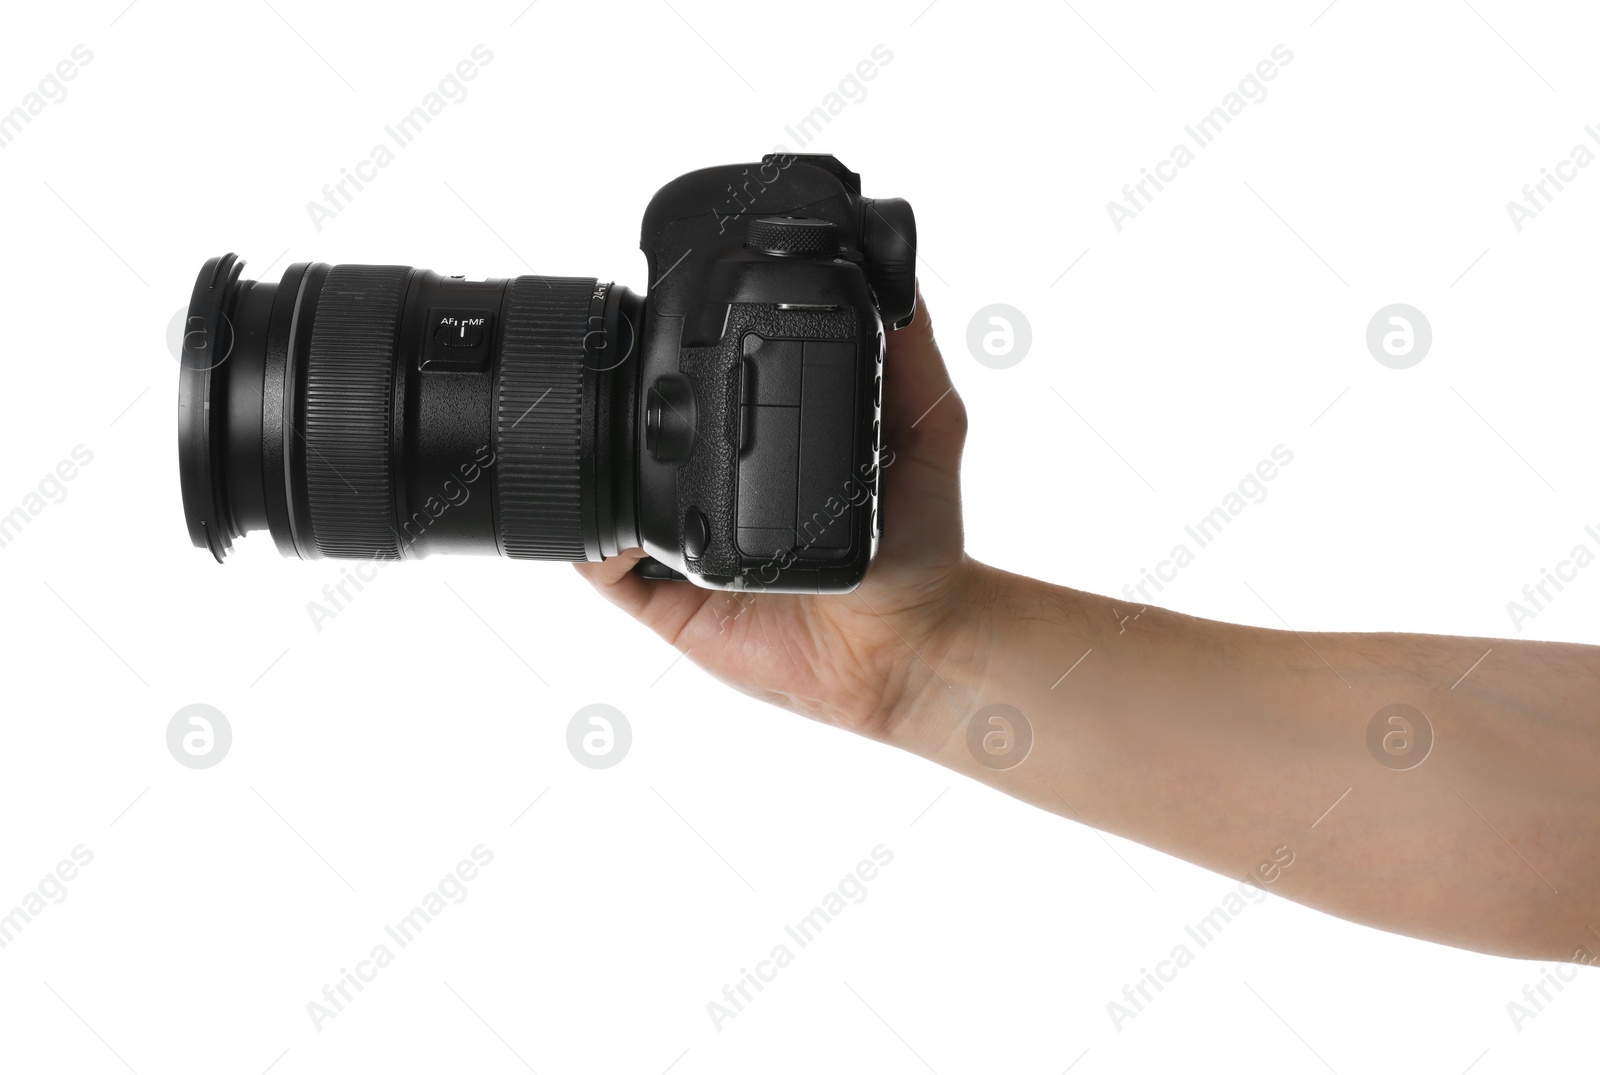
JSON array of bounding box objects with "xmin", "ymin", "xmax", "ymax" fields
[{"xmin": 178, "ymin": 254, "xmax": 642, "ymax": 563}]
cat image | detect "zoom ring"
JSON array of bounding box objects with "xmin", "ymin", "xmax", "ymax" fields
[
  {"xmin": 496, "ymin": 276, "xmax": 595, "ymax": 560},
  {"xmin": 302, "ymin": 264, "xmax": 410, "ymax": 560}
]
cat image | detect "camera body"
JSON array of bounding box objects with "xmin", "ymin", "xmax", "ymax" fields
[
  {"xmin": 633, "ymin": 153, "xmax": 915, "ymax": 591},
  {"xmin": 177, "ymin": 154, "xmax": 913, "ymax": 594}
]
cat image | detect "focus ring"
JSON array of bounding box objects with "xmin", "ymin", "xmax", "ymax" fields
[
  {"xmin": 496, "ymin": 276, "xmax": 594, "ymax": 560},
  {"xmin": 302, "ymin": 264, "xmax": 410, "ymax": 559}
]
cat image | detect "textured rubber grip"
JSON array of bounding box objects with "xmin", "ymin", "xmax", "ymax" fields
[
  {"xmin": 302, "ymin": 264, "xmax": 410, "ymax": 559},
  {"xmin": 495, "ymin": 276, "xmax": 594, "ymax": 560}
]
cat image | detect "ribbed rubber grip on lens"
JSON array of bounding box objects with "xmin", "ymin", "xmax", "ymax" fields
[
  {"xmin": 302, "ymin": 264, "xmax": 411, "ymax": 560},
  {"xmin": 495, "ymin": 276, "xmax": 594, "ymax": 560}
]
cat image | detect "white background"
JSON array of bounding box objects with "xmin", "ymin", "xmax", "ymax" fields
[{"xmin": 2, "ymin": 1, "xmax": 1597, "ymax": 1072}]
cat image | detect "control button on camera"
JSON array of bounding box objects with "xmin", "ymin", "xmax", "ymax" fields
[
  {"xmin": 684, "ymin": 507, "xmax": 710, "ymax": 560},
  {"xmin": 435, "ymin": 319, "xmax": 485, "ymax": 347},
  {"xmin": 745, "ymin": 216, "xmax": 840, "ymax": 257},
  {"xmin": 423, "ymin": 308, "xmax": 493, "ymax": 371},
  {"xmin": 647, "ymin": 377, "xmax": 696, "ymax": 462}
]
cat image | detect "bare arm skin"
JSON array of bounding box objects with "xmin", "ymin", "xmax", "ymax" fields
[{"xmin": 578, "ymin": 291, "xmax": 1600, "ymax": 962}]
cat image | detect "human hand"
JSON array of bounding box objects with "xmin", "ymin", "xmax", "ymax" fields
[
  {"xmin": 576, "ymin": 289, "xmax": 986, "ymax": 745},
  {"xmin": 577, "ymin": 291, "xmax": 1600, "ymax": 963}
]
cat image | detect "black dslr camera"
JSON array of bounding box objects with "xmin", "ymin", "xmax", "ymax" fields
[{"xmin": 178, "ymin": 154, "xmax": 914, "ymax": 592}]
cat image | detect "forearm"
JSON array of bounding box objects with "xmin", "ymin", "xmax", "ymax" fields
[{"xmin": 894, "ymin": 562, "xmax": 1600, "ymax": 960}]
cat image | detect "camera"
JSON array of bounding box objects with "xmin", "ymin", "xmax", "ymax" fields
[{"xmin": 177, "ymin": 154, "xmax": 914, "ymax": 592}]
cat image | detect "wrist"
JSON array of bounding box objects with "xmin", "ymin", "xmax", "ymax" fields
[{"xmin": 878, "ymin": 559, "xmax": 1021, "ymax": 759}]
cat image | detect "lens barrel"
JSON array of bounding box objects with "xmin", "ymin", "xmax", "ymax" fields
[
  {"xmin": 496, "ymin": 277, "xmax": 601, "ymax": 560},
  {"xmin": 178, "ymin": 255, "xmax": 641, "ymax": 563}
]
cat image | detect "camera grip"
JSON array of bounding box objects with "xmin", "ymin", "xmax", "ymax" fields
[{"xmin": 675, "ymin": 303, "xmax": 873, "ymax": 585}]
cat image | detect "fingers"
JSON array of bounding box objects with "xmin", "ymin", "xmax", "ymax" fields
[
  {"xmin": 573, "ymin": 548, "xmax": 649, "ymax": 596},
  {"xmin": 580, "ymin": 289, "xmax": 969, "ymax": 618},
  {"xmin": 574, "ymin": 551, "xmax": 711, "ymax": 648},
  {"xmin": 872, "ymin": 286, "xmax": 969, "ymax": 575},
  {"xmin": 882, "ymin": 285, "xmax": 968, "ymax": 479}
]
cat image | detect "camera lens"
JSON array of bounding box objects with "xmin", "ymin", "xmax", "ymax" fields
[{"xmin": 178, "ymin": 254, "xmax": 642, "ymax": 563}]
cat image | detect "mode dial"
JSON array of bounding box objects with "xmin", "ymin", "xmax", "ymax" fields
[{"xmin": 745, "ymin": 216, "xmax": 840, "ymax": 257}]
